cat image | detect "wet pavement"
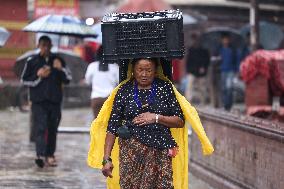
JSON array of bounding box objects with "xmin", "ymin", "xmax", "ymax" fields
[{"xmin": 0, "ymin": 108, "xmax": 214, "ymax": 189}]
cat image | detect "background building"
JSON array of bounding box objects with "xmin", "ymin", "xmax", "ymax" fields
[{"xmin": 0, "ymin": 0, "xmax": 30, "ymax": 81}]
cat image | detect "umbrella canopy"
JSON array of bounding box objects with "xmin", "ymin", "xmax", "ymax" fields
[
  {"xmin": 183, "ymin": 14, "xmax": 198, "ymax": 25},
  {"xmin": 14, "ymin": 47, "xmax": 88, "ymax": 83},
  {"xmin": 183, "ymin": 13, "xmax": 207, "ymax": 26},
  {"xmin": 0, "ymin": 27, "xmax": 10, "ymax": 47},
  {"xmin": 23, "ymin": 15, "xmax": 97, "ymax": 38},
  {"xmin": 200, "ymin": 26, "xmax": 245, "ymax": 53},
  {"xmin": 240, "ymin": 21, "xmax": 284, "ymax": 50}
]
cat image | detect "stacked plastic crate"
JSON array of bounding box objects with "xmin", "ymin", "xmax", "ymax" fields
[{"xmin": 101, "ymin": 10, "xmax": 184, "ymax": 81}]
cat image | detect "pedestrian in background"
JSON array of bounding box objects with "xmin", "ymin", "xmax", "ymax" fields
[
  {"xmin": 185, "ymin": 33, "xmax": 210, "ymax": 104},
  {"xmin": 21, "ymin": 36, "xmax": 72, "ymax": 168},
  {"xmin": 218, "ymin": 34, "xmax": 239, "ymax": 111},
  {"xmin": 85, "ymin": 46, "xmax": 119, "ymax": 119}
]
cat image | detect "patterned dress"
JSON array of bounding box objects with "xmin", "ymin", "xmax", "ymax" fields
[{"xmin": 107, "ymin": 78, "xmax": 184, "ymax": 189}]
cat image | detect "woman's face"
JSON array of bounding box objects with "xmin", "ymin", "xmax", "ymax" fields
[{"xmin": 133, "ymin": 59, "xmax": 156, "ymax": 88}]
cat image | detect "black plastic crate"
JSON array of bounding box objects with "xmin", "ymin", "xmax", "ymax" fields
[{"xmin": 101, "ymin": 10, "xmax": 184, "ymax": 62}]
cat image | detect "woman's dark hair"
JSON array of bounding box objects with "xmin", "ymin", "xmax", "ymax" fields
[
  {"xmin": 53, "ymin": 56, "xmax": 66, "ymax": 67},
  {"xmin": 131, "ymin": 58, "xmax": 159, "ymax": 69},
  {"xmin": 96, "ymin": 45, "xmax": 103, "ymax": 62}
]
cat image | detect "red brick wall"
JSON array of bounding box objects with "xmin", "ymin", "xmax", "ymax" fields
[
  {"xmin": 1, "ymin": 1, "xmax": 28, "ymax": 21},
  {"xmin": 190, "ymin": 108, "xmax": 284, "ymax": 189},
  {"xmin": 0, "ymin": 0, "xmax": 30, "ymax": 81}
]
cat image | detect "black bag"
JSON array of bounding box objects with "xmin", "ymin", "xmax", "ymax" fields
[{"xmin": 117, "ymin": 121, "xmax": 132, "ymax": 139}]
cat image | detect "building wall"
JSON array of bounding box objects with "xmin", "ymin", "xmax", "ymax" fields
[
  {"xmin": 166, "ymin": 0, "xmax": 284, "ymax": 10},
  {"xmin": 0, "ymin": 0, "xmax": 30, "ymax": 81},
  {"xmin": 173, "ymin": 4, "xmax": 284, "ymax": 49},
  {"xmin": 190, "ymin": 108, "xmax": 284, "ymax": 189}
]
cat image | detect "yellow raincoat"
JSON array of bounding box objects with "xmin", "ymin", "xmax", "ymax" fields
[{"xmin": 87, "ymin": 62, "xmax": 214, "ymax": 189}]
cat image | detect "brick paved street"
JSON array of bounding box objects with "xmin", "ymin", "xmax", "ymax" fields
[{"xmin": 0, "ymin": 108, "xmax": 214, "ymax": 189}]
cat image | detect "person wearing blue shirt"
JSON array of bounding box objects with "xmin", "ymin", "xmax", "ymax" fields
[{"xmin": 219, "ymin": 34, "xmax": 238, "ymax": 110}]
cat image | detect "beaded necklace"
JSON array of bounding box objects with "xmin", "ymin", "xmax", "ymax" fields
[{"xmin": 134, "ymin": 79, "xmax": 156, "ymax": 109}]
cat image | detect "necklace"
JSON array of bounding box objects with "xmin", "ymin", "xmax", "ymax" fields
[{"xmin": 134, "ymin": 80, "xmax": 156, "ymax": 109}]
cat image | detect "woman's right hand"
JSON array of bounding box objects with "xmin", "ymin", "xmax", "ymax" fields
[
  {"xmin": 102, "ymin": 162, "xmax": 113, "ymax": 178},
  {"xmin": 133, "ymin": 112, "xmax": 156, "ymax": 126}
]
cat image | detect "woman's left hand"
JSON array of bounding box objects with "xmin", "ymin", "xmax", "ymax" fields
[{"xmin": 132, "ymin": 112, "xmax": 156, "ymax": 126}]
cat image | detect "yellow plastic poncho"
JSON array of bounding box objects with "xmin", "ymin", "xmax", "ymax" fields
[{"xmin": 87, "ymin": 62, "xmax": 214, "ymax": 189}]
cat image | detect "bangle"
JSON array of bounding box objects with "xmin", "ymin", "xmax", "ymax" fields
[
  {"xmin": 102, "ymin": 157, "xmax": 112, "ymax": 166},
  {"xmin": 155, "ymin": 114, "xmax": 159, "ymax": 123}
]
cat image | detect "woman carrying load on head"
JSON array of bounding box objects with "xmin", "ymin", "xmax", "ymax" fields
[
  {"xmin": 88, "ymin": 58, "xmax": 214, "ymax": 189},
  {"xmin": 104, "ymin": 57, "xmax": 184, "ymax": 188}
]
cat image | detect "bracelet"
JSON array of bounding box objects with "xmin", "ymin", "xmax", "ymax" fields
[
  {"xmin": 102, "ymin": 157, "xmax": 112, "ymax": 166},
  {"xmin": 155, "ymin": 114, "xmax": 159, "ymax": 123}
]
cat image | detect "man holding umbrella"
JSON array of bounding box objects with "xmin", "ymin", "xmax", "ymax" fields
[{"xmin": 21, "ymin": 36, "xmax": 72, "ymax": 168}]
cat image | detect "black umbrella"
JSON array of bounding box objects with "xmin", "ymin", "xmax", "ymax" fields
[
  {"xmin": 200, "ymin": 26, "xmax": 245, "ymax": 53},
  {"xmin": 240, "ymin": 21, "xmax": 284, "ymax": 50},
  {"xmin": 14, "ymin": 48, "xmax": 88, "ymax": 83}
]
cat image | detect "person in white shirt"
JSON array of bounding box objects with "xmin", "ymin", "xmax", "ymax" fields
[{"xmin": 85, "ymin": 46, "xmax": 119, "ymax": 119}]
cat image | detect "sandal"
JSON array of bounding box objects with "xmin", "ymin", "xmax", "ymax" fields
[
  {"xmin": 35, "ymin": 157, "xmax": 45, "ymax": 168},
  {"xmin": 46, "ymin": 156, "xmax": 57, "ymax": 167}
]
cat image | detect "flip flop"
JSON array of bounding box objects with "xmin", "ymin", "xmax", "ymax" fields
[
  {"xmin": 35, "ymin": 158, "xmax": 45, "ymax": 168},
  {"xmin": 46, "ymin": 157, "xmax": 57, "ymax": 167}
]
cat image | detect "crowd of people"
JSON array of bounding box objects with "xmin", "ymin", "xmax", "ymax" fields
[{"xmin": 183, "ymin": 32, "xmax": 250, "ymax": 111}]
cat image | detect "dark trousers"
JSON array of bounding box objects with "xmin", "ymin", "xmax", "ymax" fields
[
  {"xmin": 91, "ymin": 97, "xmax": 107, "ymax": 119},
  {"xmin": 221, "ymin": 71, "xmax": 235, "ymax": 111},
  {"xmin": 32, "ymin": 101, "xmax": 61, "ymax": 157}
]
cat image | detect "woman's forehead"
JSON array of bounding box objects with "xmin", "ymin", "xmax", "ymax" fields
[{"xmin": 135, "ymin": 59, "xmax": 155, "ymax": 68}]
